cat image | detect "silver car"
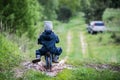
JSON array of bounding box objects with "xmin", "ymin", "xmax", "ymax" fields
[{"xmin": 87, "ymin": 21, "xmax": 106, "ymax": 34}]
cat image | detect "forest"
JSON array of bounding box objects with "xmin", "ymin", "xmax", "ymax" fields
[{"xmin": 0, "ymin": 0, "xmax": 120, "ymax": 38}]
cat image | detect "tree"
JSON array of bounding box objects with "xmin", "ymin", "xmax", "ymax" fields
[
  {"xmin": 80, "ymin": 0, "xmax": 108, "ymax": 23},
  {"xmin": 38, "ymin": 0, "xmax": 59, "ymax": 20},
  {"xmin": 80, "ymin": 0, "xmax": 120, "ymax": 23},
  {"xmin": 56, "ymin": 0, "xmax": 81, "ymax": 22},
  {"xmin": 109, "ymin": 0, "xmax": 120, "ymax": 8},
  {"xmin": 0, "ymin": 0, "xmax": 41, "ymax": 38},
  {"xmin": 57, "ymin": 6, "xmax": 72, "ymax": 22}
]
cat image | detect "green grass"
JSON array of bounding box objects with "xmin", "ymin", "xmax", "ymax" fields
[
  {"xmin": 85, "ymin": 32, "xmax": 120, "ymax": 64},
  {"xmin": 19, "ymin": 67, "xmax": 120, "ymax": 80},
  {"xmin": 0, "ymin": 34, "xmax": 21, "ymax": 80},
  {"xmin": 67, "ymin": 30, "xmax": 83, "ymax": 66},
  {"xmin": 71, "ymin": 67, "xmax": 120, "ymax": 80},
  {"xmin": 1, "ymin": 12, "xmax": 120, "ymax": 80}
]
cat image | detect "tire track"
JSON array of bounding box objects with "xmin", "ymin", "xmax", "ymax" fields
[
  {"xmin": 57, "ymin": 31, "xmax": 72, "ymax": 64},
  {"xmin": 65, "ymin": 31, "xmax": 72, "ymax": 61},
  {"xmin": 80, "ymin": 32, "xmax": 88, "ymax": 58}
]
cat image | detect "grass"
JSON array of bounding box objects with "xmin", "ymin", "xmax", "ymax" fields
[
  {"xmin": 0, "ymin": 33, "xmax": 21, "ymax": 80},
  {"xmin": 19, "ymin": 67, "xmax": 120, "ymax": 80},
  {"xmin": 0, "ymin": 12, "xmax": 120, "ymax": 80},
  {"xmin": 85, "ymin": 32, "xmax": 120, "ymax": 64},
  {"xmin": 71, "ymin": 67, "xmax": 120, "ymax": 80}
]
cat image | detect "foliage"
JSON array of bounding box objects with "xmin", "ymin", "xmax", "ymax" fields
[
  {"xmin": 0, "ymin": 71, "xmax": 16, "ymax": 80},
  {"xmin": 103, "ymin": 8, "xmax": 120, "ymax": 43},
  {"xmin": 38, "ymin": 0, "xmax": 59, "ymax": 20},
  {"xmin": 80, "ymin": 0, "xmax": 120, "ymax": 23},
  {"xmin": 0, "ymin": 0, "xmax": 120, "ymax": 37},
  {"xmin": 0, "ymin": 34, "xmax": 21, "ymax": 79},
  {"xmin": 58, "ymin": 0, "xmax": 81, "ymax": 15},
  {"xmin": 57, "ymin": 6, "xmax": 72, "ymax": 22},
  {"xmin": 56, "ymin": 0, "xmax": 120, "ymax": 23},
  {"xmin": 109, "ymin": 0, "xmax": 120, "ymax": 8},
  {"xmin": 0, "ymin": 0, "xmax": 41, "ymax": 38},
  {"xmin": 103, "ymin": 8, "xmax": 120, "ymax": 28},
  {"xmin": 57, "ymin": 0, "xmax": 81, "ymax": 22},
  {"xmin": 80, "ymin": 0, "xmax": 110, "ymax": 23}
]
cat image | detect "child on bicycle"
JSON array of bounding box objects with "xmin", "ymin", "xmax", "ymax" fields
[{"xmin": 32, "ymin": 21, "xmax": 62, "ymax": 63}]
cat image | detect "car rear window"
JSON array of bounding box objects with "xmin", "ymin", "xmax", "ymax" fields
[{"xmin": 94, "ymin": 23, "xmax": 104, "ymax": 26}]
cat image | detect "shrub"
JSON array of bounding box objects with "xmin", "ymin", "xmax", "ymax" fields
[{"xmin": 57, "ymin": 6, "xmax": 72, "ymax": 22}]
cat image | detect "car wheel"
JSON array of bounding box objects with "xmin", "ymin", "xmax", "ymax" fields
[
  {"xmin": 88, "ymin": 30, "xmax": 90, "ymax": 33},
  {"xmin": 90, "ymin": 30, "xmax": 94, "ymax": 34},
  {"xmin": 100, "ymin": 31, "xmax": 103, "ymax": 33}
]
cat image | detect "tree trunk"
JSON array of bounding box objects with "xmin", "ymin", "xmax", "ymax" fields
[{"xmin": 0, "ymin": 19, "xmax": 3, "ymax": 32}]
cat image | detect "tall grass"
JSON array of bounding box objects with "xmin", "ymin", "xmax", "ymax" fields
[
  {"xmin": 85, "ymin": 32, "xmax": 120, "ymax": 64},
  {"xmin": 0, "ymin": 34, "xmax": 21, "ymax": 80}
]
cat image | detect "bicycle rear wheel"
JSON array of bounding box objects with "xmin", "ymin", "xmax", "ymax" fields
[{"xmin": 45, "ymin": 52, "xmax": 52, "ymax": 71}]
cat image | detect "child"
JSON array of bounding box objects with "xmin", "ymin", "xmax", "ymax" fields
[{"xmin": 32, "ymin": 21, "xmax": 62, "ymax": 63}]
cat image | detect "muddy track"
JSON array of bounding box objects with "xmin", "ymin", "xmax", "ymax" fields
[
  {"xmin": 22, "ymin": 60, "xmax": 73, "ymax": 77},
  {"xmin": 13, "ymin": 58, "xmax": 73, "ymax": 77},
  {"xmin": 85, "ymin": 63, "xmax": 120, "ymax": 72}
]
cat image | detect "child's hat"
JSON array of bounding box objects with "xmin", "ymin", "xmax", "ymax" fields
[{"xmin": 44, "ymin": 21, "xmax": 53, "ymax": 30}]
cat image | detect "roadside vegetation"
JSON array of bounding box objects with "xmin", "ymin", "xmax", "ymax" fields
[{"xmin": 0, "ymin": 33, "xmax": 21, "ymax": 80}]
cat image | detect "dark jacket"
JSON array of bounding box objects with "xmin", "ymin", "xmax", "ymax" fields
[{"xmin": 38, "ymin": 30, "xmax": 59, "ymax": 54}]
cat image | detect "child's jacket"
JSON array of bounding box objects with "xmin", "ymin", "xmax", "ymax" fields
[{"xmin": 38, "ymin": 30, "xmax": 60, "ymax": 54}]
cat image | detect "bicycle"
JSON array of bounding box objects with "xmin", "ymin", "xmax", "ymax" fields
[
  {"xmin": 32, "ymin": 51, "xmax": 53, "ymax": 71},
  {"xmin": 45, "ymin": 52, "xmax": 52, "ymax": 71}
]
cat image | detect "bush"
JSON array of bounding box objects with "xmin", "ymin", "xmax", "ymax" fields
[
  {"xmin": 111, "ymin": 32, "xmax": 116, "ymax": 39},
  {"xmin": 103, "ymin": 8, "xmax": 120, "ymax": 28},
  {"xmin": 57, "ymin": 6, "xmax": 72, "ymax": 22},
  {"xmin": 114, "ymin": 34, "xmax": 120, "ymax": 43},
  {"xmin": 110, "ymin": 32, "xmax": 120, "ymax": 43}
]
